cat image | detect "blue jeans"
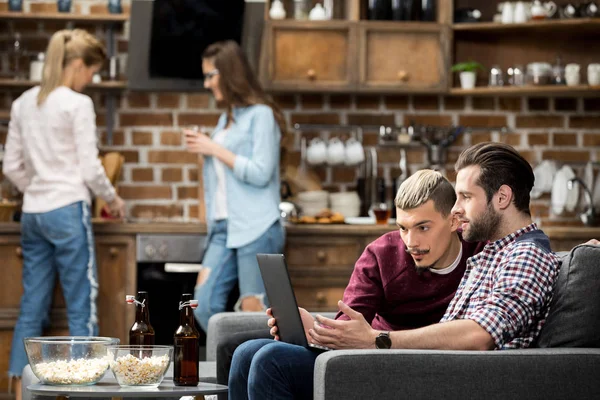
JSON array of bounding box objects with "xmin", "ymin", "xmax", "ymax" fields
[
  {"xmin": 9, "ymin": 201, "xmax": 98, "ymax": 377},
  {"xmin": 229, "ymin": 339, "xmax": 319, "ymax": 400},
  {"xmin": 194, "ymin": 219, "xmax": 285, "ymax": 331}
]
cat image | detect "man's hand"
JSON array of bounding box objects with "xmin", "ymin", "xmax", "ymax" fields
[
  {"xmin": 266, "ymin": 307, "xmax": 316, "ymax": 342},
  {"xmin": 308, "ymin": 301, "xmax": 378, "ymax": 350}
]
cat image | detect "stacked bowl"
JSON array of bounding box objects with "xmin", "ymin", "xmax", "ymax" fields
[
  {"xmin": 296, "ymin": 190, "xmax": 329, "ymax": 216},
  {"xmin": 329, "ymin": 192, "xmax": 361, "ymax": 218}
]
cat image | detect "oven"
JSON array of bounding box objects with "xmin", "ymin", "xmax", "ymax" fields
[{"xmin": 135, "ymin": 234, "xmax": 206, "ymax": 346}]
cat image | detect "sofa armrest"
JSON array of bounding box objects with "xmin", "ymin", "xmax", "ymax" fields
[
  {"xmin": 206, "ymin": 312, "xmax": 269, "ymax": 361},
  {"xmin": 205, "ymin": 311, "xmax": 338, "ymax": 361},
  {"xmin": 314, "ymin": 348, "xmax": 600, "ymax": 400}
]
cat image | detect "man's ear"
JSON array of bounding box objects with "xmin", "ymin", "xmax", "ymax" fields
[
  {"xmin": 449, "ymin": 212, "xmax": 460, "ymax": 232},
  {"xmin": 495, "ymin": 184, "xmax": 513, "ymax": 210}
]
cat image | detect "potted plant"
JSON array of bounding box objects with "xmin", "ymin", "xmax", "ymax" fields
[{"xmin": 451, "ymin": 61, "xmax": 485, "ymax": 90}]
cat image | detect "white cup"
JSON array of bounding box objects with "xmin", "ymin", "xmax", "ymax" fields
[
  {"xmin": 344, "ymin": 138, "xmax": 365, "ymax": 166},
  {"xmin": 501, "ymin": 2, "xmax": 514, "ymax": 23},
  {"xmin": 326, "ymin": 137, "xmax": 345, "ymax": 165},
  {"xmin": 588, "ymin": 63, "xmax": 600, "ymax": 86},
  {"xmin": 306, "ymin": 138, "xmax": 327, "ymax": 165},
  {"xmin": 565, "ymin": 63, "xmax": 581, "ymax": 86}
]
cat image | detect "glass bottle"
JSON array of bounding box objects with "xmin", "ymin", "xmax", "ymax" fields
[
  {"xmin": 127, "ymin": 291, "xmax": 155, "ymax": 346},
  {"xmin": 174, "ymin": 294, "xmax": 199, "ymax": 386}
]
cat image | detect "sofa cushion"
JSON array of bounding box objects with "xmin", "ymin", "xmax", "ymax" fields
[{"xmin": 535, "ymin": 244, "xmax": 600, "ymax": 348}]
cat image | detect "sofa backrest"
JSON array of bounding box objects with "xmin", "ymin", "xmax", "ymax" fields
[{"xmin": 535, "ymin": 244, "xmax": 600, "ymax": 348}]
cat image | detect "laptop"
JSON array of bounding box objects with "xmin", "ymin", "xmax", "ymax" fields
[{"xmin": 256, "ymin": 253, "xmax": 332, "ymax": 352}]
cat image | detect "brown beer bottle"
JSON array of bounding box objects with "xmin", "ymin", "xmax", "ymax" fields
[
  {"xmin": 173, "ymin": 293, "xmax": 199, "ymax": 386},
  {"xmin": 127, "ymin": 291, "xmax": 155, "ymax": 345}
]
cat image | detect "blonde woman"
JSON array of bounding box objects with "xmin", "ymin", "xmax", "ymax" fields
[{"xmin": 4, "ymin": 29, "xmax": 125, "ymax": 395}]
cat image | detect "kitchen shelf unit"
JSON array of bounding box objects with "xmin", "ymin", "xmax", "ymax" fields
[
  {"xmin": 0, "ymin": 11, "xmax": 128, "ymax": 23},
  {"xmin": 453, "ymin": 18, "xmax": 600, "ymax": 33},
  {"xmin": 0, "ymin": 11, "xmax": 129, "ymax": 144},
  {"xmin": 0, "ymin": 78, "xmax": 127, "ymax": 91},
  {"xmin": 450, "ymin": 84, "xmax": 600, "ymax": 97},
  {"xmin": 452, "ymin": 0, "xmax": 600, "ymax": 90},
  {"xmin": 262, "ymin": 0, "xmax": 600, "ymax": 95}
]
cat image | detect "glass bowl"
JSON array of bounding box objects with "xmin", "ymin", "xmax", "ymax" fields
[
  {"xmin": 108, "ymin": 345, "xmax": 173, "ymax": 387},
  {"xmin": 24, "ymin": 336, "xmax": 120, "ymax": 386}
]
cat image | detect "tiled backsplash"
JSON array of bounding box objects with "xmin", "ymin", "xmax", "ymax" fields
[{"xmin": 1, "ymin": 1, "xmax": 599, "ymax": 227}]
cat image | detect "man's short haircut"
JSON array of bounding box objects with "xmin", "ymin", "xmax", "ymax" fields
[
  {"xmin": 454, "ymin": 142, "xmax": 534, "ymax": 215},
  {"xmin": 395, "ymin": 169, "xmax": 456, "ymax": 217}
]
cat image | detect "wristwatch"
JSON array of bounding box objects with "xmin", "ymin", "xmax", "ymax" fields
[{"xmin": 375, "ymin": 331, "xmax": 392, "ymax": 349}]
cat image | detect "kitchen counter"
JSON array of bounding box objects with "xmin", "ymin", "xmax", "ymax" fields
[
  {"xmin": 0, "ymin": 221, "xmax": 207, "ymax": 234},
  {"xmin": 0, "ymin": 221, "xmax": 599, "ymax": 240}
]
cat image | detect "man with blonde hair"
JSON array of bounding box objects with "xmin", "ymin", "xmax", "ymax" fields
[{"xmin": 227, "ymin": 169, "xmax": 485, "ymax": 400}]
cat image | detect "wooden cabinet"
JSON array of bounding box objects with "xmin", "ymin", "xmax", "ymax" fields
[
  {"xmin": 260, "ymin": 20, "xmax": 449, "ymax": 93},
  {"xmin": 260, "ymin": 21, "xmax": 357, "ymax": 92},
  {"xmin": 0, "ymin": 230, "xmax": 135, "ymax": 394},
  {"xmin": 358, "ymin": 22, "xmax": 449, "ymax": 92},
  {"xmin": 284, "ymin": 228, "xmax": 381, "ymax": 311},
  {"xmin": 95, "ymin": 235, "xmax": 136, "ymax": 345}
]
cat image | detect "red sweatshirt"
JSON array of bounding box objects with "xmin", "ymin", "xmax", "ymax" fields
[{"xmin": 335, "ymin": 231, "xmax": 485, "ymax": 331}]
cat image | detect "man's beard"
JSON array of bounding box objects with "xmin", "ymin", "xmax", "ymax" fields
[{"xmin": 463, "ymin": 201, "xmax": 502, "ymax": 242}]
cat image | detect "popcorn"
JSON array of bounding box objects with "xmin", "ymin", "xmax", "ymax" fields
[
  {"xmin": 33, "ymin": 358, "xmax": 110, "ymax": 385},
  {"xmin": 110, "ymin": 354, "xmax": 170, "ymax": 386}
]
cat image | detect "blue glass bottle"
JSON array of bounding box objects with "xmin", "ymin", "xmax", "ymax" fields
[
  {"xmin": 57, "ymin": 0, "xmax": 72, "ymax": 13},
  {"xmin": 108, "ymin": 0, "xmax": 122, "ymax": 14},
  {"xmin": 8, "ymin": 0, "xmax": 23, "ymax": 12}
]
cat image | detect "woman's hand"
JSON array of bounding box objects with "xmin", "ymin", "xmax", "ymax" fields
[{"xmin": 184, "ymin": 129, "xmax": 218, "ymax": 156}]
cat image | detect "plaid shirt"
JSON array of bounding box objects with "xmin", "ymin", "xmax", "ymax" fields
[{"xmin": 440, "ymin": 223, "xmax": 560, "ymax": 349}]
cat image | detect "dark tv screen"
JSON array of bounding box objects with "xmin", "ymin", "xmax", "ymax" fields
[{"xmin": 149, "ymin": 0, "xmax": 245, "ymax": 80}]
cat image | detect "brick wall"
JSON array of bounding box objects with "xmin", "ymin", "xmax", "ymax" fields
[{"xmin": 1, "ymin": 1, "xmax": 599, "ymax": 227}]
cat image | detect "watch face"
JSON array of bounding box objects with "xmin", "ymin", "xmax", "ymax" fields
[{"xmin": 376, "ymin": 333, "xmax": 392, "ymax": 349}]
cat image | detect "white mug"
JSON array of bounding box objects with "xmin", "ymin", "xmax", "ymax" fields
[
  {"xmin": 588, "ymin": 63, "xmax": 600, "ymax": 86},
  {"xmin": 565, "ymin": 63, "xmax": 581, "ymax": 86},
  {"xmin": 326, "ymin": 137, "xmax": 345, "ymax": 165},
  {"xmin": 344, "ymin": 138, "xmax": 365, "ymax": 166},
  {"xmin": 501, "ymin": 2, "xmax": 514, "ymax": 23},
  {"xmin": 306, "ymin": 138, "xmax": 327, "ymax": 165},
  {"xmin": 513, "ymin": 1, "xmax": 529, "ymax": 22}
]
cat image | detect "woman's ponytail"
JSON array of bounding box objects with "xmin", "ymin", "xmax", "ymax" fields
[{"xmin": 37, "ymin": 30, "xmax": 70, "ymax": 106}]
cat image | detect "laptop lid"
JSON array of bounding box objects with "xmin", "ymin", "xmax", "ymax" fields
[{"xmin": 256, "ymin": 253, "xmax": 310, "ymax": 348}]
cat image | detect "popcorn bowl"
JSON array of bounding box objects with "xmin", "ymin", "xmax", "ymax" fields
[
  {"xmin": 24, "ymin": 336, "xmax": 120, "ymax": 386},
  {"xmin": 108, "ymin": 345, "xmax": 173, "ymax": 388}
]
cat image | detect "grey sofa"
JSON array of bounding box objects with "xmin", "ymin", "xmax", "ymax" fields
[{"xmin": 207, "ymin": 243, "xmax": 600, "ymax": 400}]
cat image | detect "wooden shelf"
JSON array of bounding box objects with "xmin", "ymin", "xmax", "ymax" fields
[
  {"xmin": 0, "ymin": 11, "xmax": 128, "ymax": 23},
  {"xmin": 0, "ymin": 110, "xmax": 9, "ymax": 123},
  {"xmin": 453, "ymin": 18, "xmax": 600, "ymax": 33},
  {"xmin": 0, "ymin": 79, "xmax": 127, "ymax": 91},
  {"xmin": 450, "ymin": 85, "xmax": 600, "ymax": 97}
]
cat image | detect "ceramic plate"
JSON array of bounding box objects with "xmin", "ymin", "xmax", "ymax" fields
[
  {"xmin": 552, "ymin": 166, "xmax": 577, "ymax": 215},
  {"xmin": 345, "ymin": 217, "xmax": 395, "ymax": 225},
  {"xmin": 580, "ymin": 162, "xmax": 595, "ymax": 209},
  {"xmin": 563, "ymin": 166, "xmax": 579, "ymax": 212},
  {"xmin": 593, "ymin": 169, "xmax": 600, "ymax": 209}
]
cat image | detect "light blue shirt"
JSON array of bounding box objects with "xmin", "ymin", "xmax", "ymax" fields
[{"xmin": 203, "ymin": 104, "xmax": 281, "ymax": 248}]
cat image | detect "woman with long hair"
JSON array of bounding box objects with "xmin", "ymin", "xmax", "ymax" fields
[
  {"xmin": 185, "ymin": 40, "xmax": 286, "ymax": 331},
  {"xmin": 4, "ymin": 29, "xmax": 125, "ymax": 396}
]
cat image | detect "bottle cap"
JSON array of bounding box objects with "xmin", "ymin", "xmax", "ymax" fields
[
  {"xmin": 125, "ymin": 294, "xmax": 145, "ymax": 308},
  {"xmin": 179, "ymin": 300, "xmax": 198, "ymax": 310}
]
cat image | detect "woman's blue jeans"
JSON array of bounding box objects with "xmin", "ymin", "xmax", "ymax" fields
[
  {"xmin": 9, "ymin": 201, "xmax": 98, "ymax": 377},
  {"xmin": 194, "ymin": 219, "xmax": 285, "ymax": 331},
  {"xmin": 228, "ymin": 339, "xmax": 319, "ymax": 400}
]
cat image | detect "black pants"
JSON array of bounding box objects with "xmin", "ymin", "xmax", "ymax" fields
[{"xmin": 216, "ymin": 328, "xmax": 272, "ymax": 386}]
